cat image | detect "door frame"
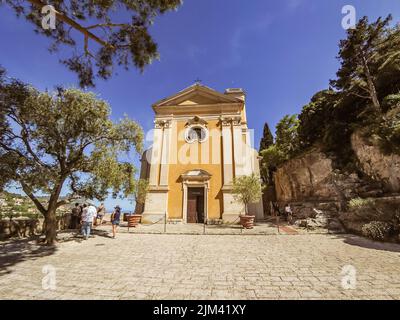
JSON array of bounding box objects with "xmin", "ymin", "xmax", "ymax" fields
[
  {"xmin": 181, "ymin": 170, "xmax": 212, "ymax": 224},
  {"xmin": 182, "ymin": 181, "xmax": 210, "ymax": 224},
  {"xmin": 186, "ymin": 186, "xmax": 206, "ymax": 223}
]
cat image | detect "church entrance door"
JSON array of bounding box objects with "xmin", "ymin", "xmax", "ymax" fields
[{"xmin": 187, "ymin": 187, "xmax": 205, "ymax": 223}]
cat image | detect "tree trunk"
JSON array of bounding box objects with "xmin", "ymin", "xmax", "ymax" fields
[
  {"xmin": 43, "ymin": 182, "xmax": 65, "ymax": 245},
  {"xmin": 44, "ymin": 209, "xmax": 58, "ymax": 245},
  {"xmin": 362, "ymin": 55, "xmax": 381, "ymax": 111},
  {"xmin": 21, "ymin": 180, "xmax": 65, "ymax": 245}
]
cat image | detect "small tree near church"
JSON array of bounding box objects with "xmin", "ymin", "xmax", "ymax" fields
[
  {"xmin": 0, "ymin": 71, "xmax": 143, "ymax": 244},
  {"xmin": 232, "ymin": 174, "xmax": 263, "ymax": 216},
  {"xmin": 131, "ymin": 179, "xmax": 149, "ymax": 214}
]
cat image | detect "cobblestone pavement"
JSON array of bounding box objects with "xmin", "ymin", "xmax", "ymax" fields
[{"xmin": 1, "ymin": 228, "xmax": 400, "ymax": 300}]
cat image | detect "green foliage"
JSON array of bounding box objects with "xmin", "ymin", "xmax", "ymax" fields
[
  {"xmin": 259, "ymin": 122, "xmax": 274, "ymax": 185},
  {"xmin": 259, "ymin": 123, "xmax": 274, "ymax": 151},
  {"xmin": 260, "ymin": 115, "xmax": 299, "ymax": 172},
  {"xmin": 260, "ymin": 145, "xmax": 286, "ymax": 170},
  {"xmin": 275, "ymin": 115, "xmax": 300, "ymax": 156},
  {"xmin": 232, "ymin": 174, "xmax": 263, "ymax": 215},
  {"xmin": 265, "ymin": 16, "xmax": 400, "ymax": 174},
  {"xmin": 298, "ymin": 90, "xmax": 337, "ymax": 150},
  {"xmin": 330, "ymin": 15, "xmax": 400, "ymax": 111},
  {"xmin": 382, "ymin": 93, "xmax": 400, "ymax": 110},
  {"xmin": 349, "ymin": 197, "xmax": 376, "ymax": 210},
  {"xmin": 362, "ymin": 221, "xmax": 392, "ymax": 241},
  {"xmin": 373, "ymin": 106, "xmax": 400, "ymax": 155},
  {"xmin": 132, "ymin": 179, "xmax": 149, "ymax": 206},
  {"xmin": 0, "ymin": 73, "xmax": 143, "ymax": 243},
  {"xmin": 2, "ymin": 0, "xmax": 182, "ymax": 87}
]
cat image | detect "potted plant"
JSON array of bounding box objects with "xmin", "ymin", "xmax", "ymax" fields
[
  {"xmin": 127, "ymin": 179, "xmax": 149, "ymax": 228},
  {"xmin": 232, "ymin": 174, "xmax": 263, "ymax": 229}
]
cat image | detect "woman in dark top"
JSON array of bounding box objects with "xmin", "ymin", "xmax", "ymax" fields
[{"xmin": 110, "ymin": 205, "xmax": 121, "ymax": 239}]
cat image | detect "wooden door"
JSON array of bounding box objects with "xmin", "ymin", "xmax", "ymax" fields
[
  {"xmin": 187, "ymin": 199, "xmax": 197, "ymax": 223},
  {"xmin": 196, "ymin": 194, "xmax": 204, "ymax": 223}
]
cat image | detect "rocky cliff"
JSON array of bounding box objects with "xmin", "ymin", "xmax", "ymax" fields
[
  {"xmin": 274, "ymin": 130, "xmax": 400, "ymax": 204},
  {"xmin": 351, "ymin": 131, "xmax": 400, "ymax": 193},
  {"xmin": 273, "ymin": 130, "xmax": 400, "ymax": 239}
]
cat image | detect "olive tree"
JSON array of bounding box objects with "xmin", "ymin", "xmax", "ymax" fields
[
  {"xmin": 232, "ymin": 174, "xmax": 263, "ymax": 216},
  {"xmin": 0, "ymin": 73, "xmax": 143, "ymax": 244}
]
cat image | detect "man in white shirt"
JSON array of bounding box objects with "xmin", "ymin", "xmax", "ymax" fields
[{"xmin": 81, "ymin": 203, "xmax": 97, "ymax": 240}]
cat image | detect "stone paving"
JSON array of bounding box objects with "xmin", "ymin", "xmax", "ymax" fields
[{"xmin": 1, "ymin": 226, "xmax": 400, "ymax": 300}]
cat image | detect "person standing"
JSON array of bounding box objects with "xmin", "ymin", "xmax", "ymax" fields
[
  {"xmin": 81, "ymin": 203, "xmax": 97, "ymax": 240},
  {"xmin": 70, "ymin": 203, "xmax": 81, "ymax": 229},
  {"xmin": 285, "ymin": 203, "xmax": 293, "ymax": 225},
  {"xmin": 110, "ymin": 205, "xmax": 121, "ymax": 239},
  {"xmin": 273, "ymin": 202, "xmax": 281, "ymax": 227},
  {"xmin": 95, "ymin": 203, "xmax": 106, "ymax": 226}
]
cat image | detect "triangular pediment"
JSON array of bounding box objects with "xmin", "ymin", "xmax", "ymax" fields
[
  {"xmin": 153, "ymin": 84, "xmax": 241, "ymax": 108},
  {"xmin": 177, "ymin": 93, "xmax": 224, "ymax": 106}
]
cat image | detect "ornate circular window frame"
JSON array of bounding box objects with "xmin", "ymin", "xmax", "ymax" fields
[{"xmin": 184, "ymin": 125, "xmax": 209, "ymax": 144}]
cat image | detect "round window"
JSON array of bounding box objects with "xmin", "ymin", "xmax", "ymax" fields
[{"xmin": 185, "ymin": 126, "xmax": 208, "ymax": 143}]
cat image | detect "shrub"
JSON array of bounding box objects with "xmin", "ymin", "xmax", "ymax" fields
[
  {"xmin": 232, "ymin": 174, "xmax": 263, "ymax": 215},
  {"xmin": 382, "ymin": 93, "xmax": 400, "ymax": 110},
  {"xmin": 362, "ymin": 221, "xmax": 392, "ymax": 241},
  {"xmin": 348, "ymin": 197, "xmax": 376, "ymax": 210},
  {"xmin": 260, "ymin": 145, "xmax": 287, "ymax": 169}
]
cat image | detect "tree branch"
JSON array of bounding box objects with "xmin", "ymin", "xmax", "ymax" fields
[
  {"xmin": 27, "ymin": 0, "xmax": 115, "ymax": 49},
  {"xmin": 6, "ymin": 110, "xmax": 52, "ymax": 168},
  {"xmin": 350, "ymin": 92, "xmax": 371, "ymax": 100},
  {"xmin": 20, "ymin": 181, "xmax": 47, "ymax": 215},
  {"xmin": 86, "ymin": 23, "xmax": 128, "ymax": 30},
  {"xmin": 56, "ymin": 195, "xmax": 81, "ymax": 208}
]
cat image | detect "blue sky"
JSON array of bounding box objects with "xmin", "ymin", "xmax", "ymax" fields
[{"xmin": 1, "ymin": 0, "xmax": 399, "ymax": 211}]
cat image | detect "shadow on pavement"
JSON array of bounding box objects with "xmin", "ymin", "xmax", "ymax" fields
[
  {"xmin": 331, "ymin": 234, "xmax": 400, "ymax": 253},
  {"xmin": 0, "ymin": 237, "xmax": 56, "ymax": 276},
  {"xmin": 56, "ymin": 228, "xmax": 114, "ymax": 242}
]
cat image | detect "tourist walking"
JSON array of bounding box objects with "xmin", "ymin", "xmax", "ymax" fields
[
  {"xmin": 95, "ymin": 203, "xmax": 106, "ymax": 226},
  {"xmin": 81, "ymin": 203, "xmax": 97, "ymax": 240},
  {"xmin": 110, "ymin": 205, "xmax": 121, "ymax": 239},
  {"xmin": 70, "ymin": 203, "xmax": 81, "ymax": 229}
]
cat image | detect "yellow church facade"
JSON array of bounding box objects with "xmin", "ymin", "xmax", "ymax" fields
[{"xmin": 139, "ymin": 84, "xmax": 263, "ymax": 224}]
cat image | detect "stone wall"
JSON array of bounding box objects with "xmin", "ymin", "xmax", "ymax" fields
[{"xmin": 0, "ymin": 214, "xmax": 72, "ymax": 240}]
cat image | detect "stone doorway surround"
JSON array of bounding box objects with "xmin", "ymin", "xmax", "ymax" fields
[{"xmin": 181, "ymin": 170, "xmax": 211, "ymax": 223}]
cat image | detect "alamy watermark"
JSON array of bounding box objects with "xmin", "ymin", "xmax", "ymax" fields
[
  {"xmin": 342, "ymin": 5, "xmax": 356, "ymax": 30},
  {"xmin": 42, "ymin": 264, "xmax": 57, "ymax": 290},
  {"xmin": 41, "ymin": 5, "xmax": 56, "ymax": 30},
  {"xmin": 340, "ymin": 265, "xmax": 357, "ymax": 290}
]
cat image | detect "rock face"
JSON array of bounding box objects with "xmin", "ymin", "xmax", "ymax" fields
[
  {"xmin": 272, "ymin": 129, "xmax": 399, "ymax": 235},
  {"xmin": 273, "ymin": 149, "xmax": 375, "ymax": 203},
  {"xmin": 274, "ymin": 150, "xmax": 336, "ymax": 203},
  {"xmin": 273, "ymin": 130, "xmax": 398, "ymax": 204},
  {"xmin": 351, "ymin": 131, "xmax": 400, "ymax": 193}
]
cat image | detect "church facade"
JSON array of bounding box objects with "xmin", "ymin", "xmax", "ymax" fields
[{"xmin": 138, "ymin": 84, "xmax": 263, "ymax": 224}]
